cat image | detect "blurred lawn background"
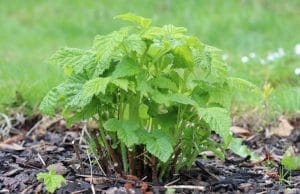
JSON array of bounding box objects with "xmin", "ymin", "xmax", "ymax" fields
[{"xmin": 0, "ymin": 0, "xmax": 299, "ymax": 115}]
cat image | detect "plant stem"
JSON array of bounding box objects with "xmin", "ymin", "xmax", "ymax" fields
[
  {"xmin": 117, "ymin": 92, "xmax": 129, "ymax": 174},
  {"xmin": 174, "ymin": 105, "xmax": 182, "ymax": 137},
  {"xmin": 148, "ymin": 117, "xmax": 153, "ymax": 132},
  {"xmin": 128, "ymin": 149, "xmax": 135, "ymax": 175},
  {"xmin": 88, "ymin": 128, "xmax": 109, "ymax": 175},
  {"xmin": 121, "ymin": 143, "xmax": 128, "ymax": 173},
  {"xmin": 169, "ymin": 146, "xmax": 181, "ymax": 176},
  {"xmin": 135, "ymin": 145, "xmax": 144, "ymax": 178},
  {"xmin": 96, "ymin": 116, "xmax": 123, "ymax": 174},
  {"xmin": 151, "ymin": 156, "xmax": 158, "ymax": 183}
]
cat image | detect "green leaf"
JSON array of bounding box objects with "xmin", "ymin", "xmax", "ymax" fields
[
  {"xmin": 150, "ymin": 77, "xmax": 178, "ymax": 92},
  {"xmin": 146, "ymin": 135, "xmax": 173, "ymax": 162},
  {"xmin": 112, "ymin": 58, "xmax": 141, "ymax": 78},
  {"xmin": 39, "ymin": 87, "xmax": 60, "ymax": 116},
  {"xmin": 121, "ymin": 120, "xmax": 139, "ymax": 131},
  {"xmin": 137, "ymin": 79, "xmax": 154, "ymax": 96},
  {"xmin": 208, "ymin": 83, "xmax": 232, "ymax": 109},
  {"xmin": 169, "ymin": 93, "xmax": 197, "ymax": 106},
  {"xmin": 190, "ymin": 85, "xmax": 210, "ymax": 106},
  {"xmin": 143, "ymin": 25, "xmax": 186, "ymax": 40},
  {"xmin": 37, "ymin": 168, "xmax": 66, "ymax": 193},
  {"xmin": 205, "ymin": 142, "xmax": 225, "ymax": 160},
  {"xmin": 151, "ymin": 91, "xmax": 171, "ymax": 105},
  {"xmin": 166, "ymin": 188, "xmax": 176, "ymax": 194},
  {"xmin": 49, "ymin": 48, "xmax": 96, "ymax": 75},
  {"xmin": 162, "ymin": 24, "xmax": 187, "ymax": 38},
  {"xmin": 104, "ymin": 119, "xmax": 139, "ymax": 147},
  {"xmin": 153, "ymin": 111, "xmax": 177, "ymax": 130},
  {"xmin": 61, "ymin": 75, "xmax": 93, "ymax": 110},
  {"xmin": 172, "ymin": 45, "xmax": 193, "ymax": 68},
  {"xmin": 118, "ymin": 120, "xmax": 139, "ymax": 147},
  {"xmin": 92, "ymin": 29, "xmax": 128, "ymax": 76},
  {"xmin": 151, "ymin": 92, "xmax": 196, "ymax": 106},
  {"xmin": 117, "ymin": 127, "xmax": 139, "ymax": 147},
  {"xmin": 93, "ymin": 29, "xmax": 128, "ymax": 57},
  {"xmin": 83, "ymin": 77, "xmax": 111, "ymax": 97},
  {"xmin": 111, "ymin": 79, "xmax": 129, "ymax": 91},
  {"xmin": 64, "ymin": 99, "xmax": 99, "ymax": 126},
  {"xmin": 198, "ymin": 107, "xmax": 232, "ymax": 147},
  {"xmin": 192, "ymin": 47, "xmax": 211, "ymax": 76},
  {"xmin": 139, "ymin": 103, "xmax": 149, "ymax": 119},
  {"xmin": 103, "ymin": 118, "xmax": 121, "ymax": 132},
  {"xmin": 227, "ymin": 77, "xmax": 259, "ymax": 94},
  {"xmin": 229, "ymin": 138, "xmax": 259, "ymax": 160},
  {"xmin": 124, "ymin": 34, "xmax": 147, "ymax": 55},
  {"xmin": 205, "ymin": 57, "xmax": 228, "ymax": 84},
  {"xmin": 114, "ymin": 13, "xmax": 152, "ymax": 28},
  {"xmin": 281, "ymin": 147, "xmax": 300, "ymax": 170},
  {"xmin": 66, "ymin": 89, "xmax": 93, "ymax": 110},
  {"xmin": 142, "ymin": 27, "xmax": 166, "ymax": 39}
]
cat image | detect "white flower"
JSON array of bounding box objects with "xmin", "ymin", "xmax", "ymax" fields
[
  {"xmin": 249, "ymin": 52, "xmax": 256, "ymax": 58},
  {"xmin": 295, "ymin": 67, "xmax": 300, "ymax": 75},
  {"xmin": 278, "ymin": 48, "xmax": 285, "ymax": 57},
  {"xmin": 241, "ymin": 56, "xmax": 249, "ymax": 63},
  {"xmin": 295, "ymin": 44, "xmax": 300, "ymax": 55},
  {"xmin": 222, "ymin": 54, "xmax": 229, "ymax": 61},
  {"xmin": 267, "ymin": 54, "xmax": 275, "ymax": 61}
]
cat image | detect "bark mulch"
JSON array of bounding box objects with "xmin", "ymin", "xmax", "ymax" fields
[{"xmin": 1, "ymin": 113, "xmax": 300, "ymax": 194}]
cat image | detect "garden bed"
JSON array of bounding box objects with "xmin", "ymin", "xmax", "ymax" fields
[{"xmin": 1, "ymin": 113, "xmax": 300, "ymax": 193}]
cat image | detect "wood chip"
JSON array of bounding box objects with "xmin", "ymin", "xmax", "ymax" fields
[
  {"xmin": 0, "ymin": 188, "xmax": 10, "ymax": 193},
  {"xmin": 271, "ymin": 116, "xmax": 294, "ymax": 137},
  {"xmin": 47, "ymin": 162, "xmax": 68, "ymax": 175},
  {"xmin": 3, "ymin": 168, "xmax": 22, "ymax": 177},
  {"xmin": 0, "ymin": 143, "xmax": 25, "ymax": 151},
  {"xmin": 230, "ymin": 126, "xmax": 252, "ymax": 137},
  {"xmin": 84, "ymin": 176, "xmax": 111, "ymax": 184},
  {"xmin": 2, "ymin": 135, "xmax": 24, "ymax": 144}
]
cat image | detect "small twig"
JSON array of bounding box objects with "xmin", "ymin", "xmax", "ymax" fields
[
  {"xmin": 17, "ymin": 162, "xmax": 40, "ymax": 170},
  {"xmin": 72, "ymin": 140, "xmax": 84, "ymax": 170},
  {"xmin": 225, "ymin": 155, "xmax": 251, "ymax": 165},
  {"xmin": 75, "ymin": 174, "xmax": 136, "ymax": 184},
  {"xmin": 26, "ymin": 117, "xmax": 62, "ymax": 137},
  {"xmin": 79, "ymin": 125, "xmax": 85, "ymax": 145},
  {"xmin": 82, "ymin": 126, "xmax": 106, "ymax": 176},
  {"xmin": 87, "ymin": 150, "xmax": 96, "ymax": 194},
  {"xmin": 37, "ymin": 152, "xmax": 46, "ymax": 166},
  {"xmin": 164, "ymin": 178, "xmax": 180, "ymax": 186},
  {"xmin": 0, "ymin": 113, "xmax": 12, "ymax": 137},
  {"xmin": 93, "ymin": 154, "xmax": 107, "ymax": 176},
  {"xmin": 20, "ymin": 182, "xmax": 38, "ymax": 194},
  {"xmin": 164, "ymin": 185, "xmax": 205, "ymax": 191},
  {"xmin": 195, "ymin": 160, "xmax": 221, "ymax": 181},
  {"xmin": 25, "ymin": 118, "xmax": 43, "ymax": 137}
]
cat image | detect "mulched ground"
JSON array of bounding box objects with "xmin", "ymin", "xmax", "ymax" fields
[{"xmin": 1, "ymin": 112, "xmax": 300, "ymax": 194}]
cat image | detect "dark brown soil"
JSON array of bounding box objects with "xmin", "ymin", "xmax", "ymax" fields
[{"xmin": 1, "ymin": 113, "xmax": 300, "ymax": 194}]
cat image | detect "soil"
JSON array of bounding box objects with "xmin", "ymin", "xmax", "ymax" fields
[{"xmin": 1, "ymin": 113, "xmax": 300, "ymax": 194}]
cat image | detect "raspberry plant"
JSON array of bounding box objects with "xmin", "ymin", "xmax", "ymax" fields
[
  {"xmin": 37, "ymin": 168, "xmax": 66, "ymax": 193},
  {"xmin": 40, "ymin": 13, "xmax": 255, "ymax": 181}
]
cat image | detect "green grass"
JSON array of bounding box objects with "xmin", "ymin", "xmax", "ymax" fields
[{"xmin": 0, "ymin": 0, "xmax": 299, "ymax": 113}]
